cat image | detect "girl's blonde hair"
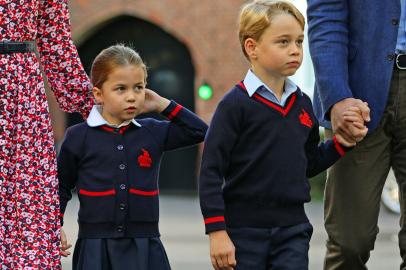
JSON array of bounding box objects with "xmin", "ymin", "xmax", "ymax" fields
[
  {"xmin": 91, "ymin": 44, "xmax": 147, "ymax": 88},
  {"xmin": 239, "ymin": 0, "xmax": 305, "ymax": 59}
]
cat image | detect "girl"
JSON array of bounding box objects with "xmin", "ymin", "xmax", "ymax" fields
[
  {"xmin": 0, "ymin": 0, "xmax": 93, "ymax": 268},
  {"xmin": 57, "ymin": 44, "xmax": 208, "ymax": 270}
]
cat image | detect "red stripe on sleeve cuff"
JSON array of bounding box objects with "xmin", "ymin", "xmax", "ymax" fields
[
  {"xmin": 333, "ymin": 135, "xmax": 345, "ymax": 156},
  {"xmin": 167, "ymin": 105, "xmax": 183, "ymax": 120},
  {"xmin": 204, "ymin": 216, "xmax": 225, "ymax": 224}
]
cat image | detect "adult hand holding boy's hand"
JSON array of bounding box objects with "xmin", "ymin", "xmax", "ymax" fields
[
  {"xmin": 141, "ymin": 88, "xmax": 170, "ymax": 114},
  {"xmin": 209, "ymin": 230, "xmax": 236, "ymax": 270},
  {"xmin": 342, "ymin": 106, "xmax": 368, "ymax": 143},
  {"xmin": 331, "ymin": 98, "xmax": 370, "ymax": 144}
]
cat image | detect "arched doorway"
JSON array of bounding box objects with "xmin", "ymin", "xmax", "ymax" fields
[{"xmin": 70, "ymin": 15, "xmax": 197, "ymax": 191}]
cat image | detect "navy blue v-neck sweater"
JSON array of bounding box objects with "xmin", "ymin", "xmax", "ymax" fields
[{"xmin": 199, "ymin": 82, "xmax": 349, "ymax": 234}]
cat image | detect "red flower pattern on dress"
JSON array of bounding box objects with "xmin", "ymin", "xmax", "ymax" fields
[
  {"xmin": 299, "ymin": 109, "xmax": 313, "ymax": 128},
  {"xmin": 0, "ymin": 0, "xmax": 93, "ymax": 268},
  {"xmin": 138, "ymin": 149, "xmax": 152, "ymax": 168}
]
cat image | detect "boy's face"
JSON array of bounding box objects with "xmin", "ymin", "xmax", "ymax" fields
[
  {"xmin": 93, "ymin": 65, "xmax": 146, "ymax": 125},
  {"xmin": 252, "ymin": 13, "xmax": 304, "ymax": 78}
]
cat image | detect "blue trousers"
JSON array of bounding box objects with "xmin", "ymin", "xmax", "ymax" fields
[{"xmin": 227, "ymin": 222, "xmax": 313, "ymax": 270}]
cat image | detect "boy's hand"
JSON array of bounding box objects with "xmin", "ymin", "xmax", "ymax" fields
[
  {"xmin": 208, "ymin": 230, "xmax": 236, "ymax": 270},
  {"xmin": 342, "ymin": 106, "xmax": 368, "ymax": 143},
  {"xmin": 141, "ymin": 88, "xmax": 170, "ymax": 114},
  {"xmin": 335, "ymin": 133, "xmax": 356, "ymax": 147},
  {"xmin": 60, "ymin": 228, "xmax": 72, "ymax": 257}
]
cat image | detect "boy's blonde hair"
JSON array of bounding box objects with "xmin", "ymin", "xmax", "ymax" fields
[
  {"xmin": 91, "ymin": 44, "xmax": 147, "ymax": 88},
  {"xmin": 238, "ymin": 0, "xmax": 305, "ymax": 59}
]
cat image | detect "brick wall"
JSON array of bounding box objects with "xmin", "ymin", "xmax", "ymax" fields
[{"xmin": 68, "ymin": 0, "xmax": 250, "ymax": 122}]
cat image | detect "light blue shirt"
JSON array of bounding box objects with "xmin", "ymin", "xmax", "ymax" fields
[
  {"xmin": 86, "ymin": 105, "xmax": 142, "ymax": 128},
  {"xmin": 243, "ymin": 69, "xmax": 298, "ymax": 106},
  {"xmin": 397, "ymin": 0, "xmax": 406, "ymax": 53}
]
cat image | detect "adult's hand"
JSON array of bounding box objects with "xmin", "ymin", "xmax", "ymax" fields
[{"xmin": 330, "ymin": 98, "xmax": 370, "ymax": 143}]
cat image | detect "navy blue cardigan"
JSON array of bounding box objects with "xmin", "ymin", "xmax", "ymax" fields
[
  {"xmin": 58, "ymin": 101, "xmax": 208, "ymax": 238},
  {"xmin": 199, "ymin": 83, "xmax": 350, "ymax": 234}
]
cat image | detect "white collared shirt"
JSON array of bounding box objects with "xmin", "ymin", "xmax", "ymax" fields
[
  {"xmin": 86, "ymin": 105, "xmax": 142, "ymax": 128},
  {"xmin": 243, "ymin": 69, "xmax": 298, "ymax": 106}
]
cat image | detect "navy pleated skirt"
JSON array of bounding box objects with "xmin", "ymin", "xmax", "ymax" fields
[{"xmin": 72, "ymin": 237, "xmax": 171, "ymax": 270}]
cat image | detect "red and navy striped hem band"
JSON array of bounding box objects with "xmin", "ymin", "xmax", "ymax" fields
[{"xmin": 167, "ymin": 104, "xmax": 183, "ymax": 120}]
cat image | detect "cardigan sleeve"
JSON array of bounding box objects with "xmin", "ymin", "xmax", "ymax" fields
[
  {"xmin": 198, "ymin": 95, "xmax": 242, "ymax": 234},
  {"xmin": 57, "ymin": 126, "xmax": 83, "ymax": 226},
  {"xmin": 160, "ymin": 100, "xmax": 208, "ymax": 151},
  {"xmin": 36, "ymin": 0, "xmax": 94, "ymax": 118}
]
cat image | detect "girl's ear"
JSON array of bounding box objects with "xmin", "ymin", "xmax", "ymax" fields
[
  {"xmin": 92, "ymin": 87, "xmax": 103, "ymax": 105},
  {"xmin": 244, "ymin": 38, "xmax": 258, "ymax": 60}
]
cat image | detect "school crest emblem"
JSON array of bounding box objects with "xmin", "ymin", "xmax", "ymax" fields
[
  {"xmin": 299, "ymin": 109, "xmax": 313, "ymax": 128},
  {"xmin": 138, "ymin": 148, "xmax": 152, "ymax": 168}
]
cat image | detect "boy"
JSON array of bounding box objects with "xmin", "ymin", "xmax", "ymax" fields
[{"xmin": 198, "ymin": 1, "xmax": 368, "ymax": 269}]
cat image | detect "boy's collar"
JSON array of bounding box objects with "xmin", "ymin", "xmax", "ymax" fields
[
  {"xmin": 86, "ymin": 105, "xmax": 142, "ymax": 128},
  {"xmin": 243, "ymin": 69, "xmax": 301, "ymax": 97}
]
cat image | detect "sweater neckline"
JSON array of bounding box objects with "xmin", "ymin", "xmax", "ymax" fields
[{"xmin": 237, "ymin": 81, "xmax": 297, "ymax": 117}]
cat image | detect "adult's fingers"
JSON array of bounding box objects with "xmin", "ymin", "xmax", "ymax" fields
[
  {"xmin": 354, "ymin": 99, "xmax": 371, "ymax": 122},
  {"xmin": 61, "ymin": 243, "xmax": 72, "ymax": 251},
  {"xmin": 335, "ymin": 128, "xmax": 356, "ymax": 146},
  {"xmin": 343, "ymin": 115, "xmax": 363, "ymax": 123},
  {"xmin": 60, "ymin": 250, "xmax": 71, "ymax": 257},
  {"xmin": 336, "ymin": 124, "xmax": 357, "ymax": 143},
  {"xmin": 354, "ymin": 127, "xmax": 368, "ymax": 142},
  {"xmin": 351, "ymin": 121, "xmax": 366, "ymax": 129}
]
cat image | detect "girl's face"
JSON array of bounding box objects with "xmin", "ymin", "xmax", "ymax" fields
[
  {"xmin": 93, "ymin": 64, "xmax": 146, "ymax": 125},
  {"xmin": 250, "ymin": 13, "xmax": 304, "ymax": 78}
]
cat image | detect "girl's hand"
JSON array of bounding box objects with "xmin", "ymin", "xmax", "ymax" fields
[
  {"xmin": 60, "ymin": 228, "xmax": 72, "ymax": 257},
  {"xmin": 141, "ymin": 88, "xmax": 170, "ymax": 114},
  {"xmin": 208, "ymin": 230, "xmax": 236, "ymax": 270}
]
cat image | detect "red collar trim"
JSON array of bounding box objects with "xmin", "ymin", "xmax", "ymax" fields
[
  {"xmin": 100, "ymin": 124, "xmax": 131, "ymax": 134},
  {"xmin": 238, "ymin": 81, "xmax": 297, "ymax": 117}
]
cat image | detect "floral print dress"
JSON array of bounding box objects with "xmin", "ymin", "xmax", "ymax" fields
[{"xmin": 0, "ymin": 0, "xmax": 93, "ymax": 268}]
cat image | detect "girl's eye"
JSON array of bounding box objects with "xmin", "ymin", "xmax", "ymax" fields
[
  {"xmin": 116, "ymin": 87, "xmax": 125, "ymax": 91},
  {"xmin": 296, "ymin": 39, "xmax": 304, "ymax": 45},
  {"xmin": 134, "ymin": 85, "xmax": 145, "ymax": 91}
]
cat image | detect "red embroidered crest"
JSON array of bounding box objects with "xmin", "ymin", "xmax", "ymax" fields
[
  {"xmin": 299, "ymin": 109, "xmax": 313, "ymax": 128},
  {"xmin": 138, "ymin": 148, "xmax": 152, "ymax": 168}
]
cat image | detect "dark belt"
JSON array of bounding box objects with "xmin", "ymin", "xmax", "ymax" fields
[
  {"xmin": 0, "ymin": 41, "xmax": 35, "ymax": 54},
  {"xmin": 396, "ymin": 53, "xmax": 406, "ymax": 70}
]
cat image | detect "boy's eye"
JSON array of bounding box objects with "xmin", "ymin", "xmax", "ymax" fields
[
  {"xmin": 296, "ymin": 39, "xmax": 304, "ymax": 45},
  {"xmin": 278, "ymin": 39, "xmax": 289, "ymax": 45}
]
